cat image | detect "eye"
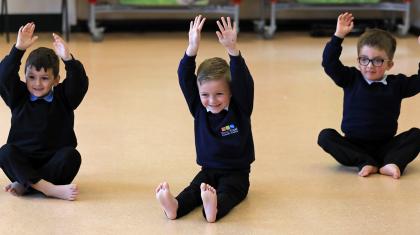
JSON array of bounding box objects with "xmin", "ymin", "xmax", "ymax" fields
[
  {"xmin": 200, "ymin": 93, "xmax": 208, "ymax": 97},
  {"xmin": 216, "ymin": 93, "xmax": 224, "ymax": 96},
  {"xmin": 373, "ymin": 58, "xmax": 385, "ymax": 66},
  {"xmin": 27, "ymin": 75, "xmax": 35, "ymax": 80},
  {"xmin": 359, "ymin": 57, "xmax": 369, "ymax": 63}
]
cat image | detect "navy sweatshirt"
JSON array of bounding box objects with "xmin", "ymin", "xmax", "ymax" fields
[
  {"xmin": 178, "ymin": 53, "xmax": 255, "ymax": 170},
  {"xmin": 0, "ymin": 46, "xmax": 89, "ymax": 156},
  {"xmin": 322, "ymin": 36, "xmax": 420, "ymax": 141}
]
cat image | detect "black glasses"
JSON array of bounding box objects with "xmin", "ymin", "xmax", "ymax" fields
[{"xmin": 358, "ymin": 57, "xmax": 390, "ymax": 67}]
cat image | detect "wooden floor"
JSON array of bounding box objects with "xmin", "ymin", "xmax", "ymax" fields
[{"xmin": 0, "ymin": 31, "xmax": 419, "ymax": 234}]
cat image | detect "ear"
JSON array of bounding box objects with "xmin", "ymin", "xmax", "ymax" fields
[
  {"xmin": 53, "ymin": 75, "xmax": 61, "ymax": 86},
  {"xmin": 386, "ymin": 61, "xmax": 394, "ymax": 71}
]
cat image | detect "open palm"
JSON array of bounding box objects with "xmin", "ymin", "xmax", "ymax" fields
[
  {"xmin": 187, "ymin": 15, "xmax": 205, "ymax": 56},
  {"xmin": 335, "ymin": 12, "xmax": 354, "ymax": 38},
  {"xmin": 216, "ymin": 17, "xmax": 238, "ymax": 56},
  {"xmin": 16, "ymin": 23, "xmax": 38, "ymax": 50}
]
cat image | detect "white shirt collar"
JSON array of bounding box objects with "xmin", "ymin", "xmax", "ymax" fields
[
  {"xmin": 364, "ymin": 75, "xmax": 388, "ymax": 85},
  {"xmin": 206, "ymin": 106, "xmax": 229, "ymax": 112}
]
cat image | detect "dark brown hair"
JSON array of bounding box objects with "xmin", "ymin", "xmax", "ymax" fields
[{"xmin": 25, "ymin": 47, "xmax": 59, "ymax": 78}]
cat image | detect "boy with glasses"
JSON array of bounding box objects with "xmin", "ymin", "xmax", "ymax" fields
[{"xmin": 317, "ymin": 12, "xmax": 420, "ymax": 179}]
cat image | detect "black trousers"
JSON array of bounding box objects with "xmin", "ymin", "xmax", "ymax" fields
[
  {"xmin": 175, "ymin": 168, "xmax": 250, "ymax": 221},
  {"xmin": 0, "ymin": 144, "xmax": 81, "ymax": 189},
  {"xmin": 318, "ymin": 128, "xmax": 420, "ymax": 173}
]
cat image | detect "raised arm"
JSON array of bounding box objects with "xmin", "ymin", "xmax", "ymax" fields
[
  {"xmin": 322, "ymin": 13, "xmax": 357, "ymax": 88},
  {"xmin": 216, "ymin": 16, "xmax": 253, "ymax": 115},
  {"xmin": 399, "ymin": 35, "xmax": 420, "ymax": 98},
  {"xmin": 334, "ymin": 12, "xmax": 354, "ymax": 39},
  {"xmin": 15, "ymin": 22, "xmax": 38, "ymax": 50},
  {"xmin": 52, "ymin": 33, "xmax": 88, "ymax": 109},
  {"xmin": 0, "ymin": 23, "xmax": 38, "ymax": 108},
  {"xmin": 186, "ymin": 15, "xmax": 206, "ymax": 56},
  {"xmin": 216, "ymin": 16, "xmax": 239, "ymax": 56},
  {"xmin": 179, "ymin": 15, "xmax": 205, "ymax": 116}
]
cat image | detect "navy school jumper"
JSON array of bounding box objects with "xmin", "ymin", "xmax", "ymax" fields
[{"xmin": 0, "ymin": 45, "xmax": 88, "ymax": 186}]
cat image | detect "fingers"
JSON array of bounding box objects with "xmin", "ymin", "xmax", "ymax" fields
[
  {"xmin": 216, "ymin": 20, "xmax": 224, "ymax": 34},
  {"xmin": 217, "ymin": 17, "xmax": 233, "ymax": 32},
  {"xmin": 52, "ymin": 33, "xmax": 66, "ymax": 50},
  {"xmin": 198, "ymin": 16, "xmax": 206, "ymax": 30},
  {"xmin": 338, "ymin": 12, "xmax": 353, "ymax": 23},
  {"xmin": 216, "ymin": 17, "xmax": 235, "ymax": 36},
  {"xmin": 216, "ymin": 31, "xmax": 222, "ymax": 41},
  {"xmin": 221, "ymin": 16, "xmax": 228, "ymax": 30},
  {"xmin": 22, "ymin": 22, "xmax": 35, "ymax": 34},
  {"xmin": 30, "ymin": 36, "xmax": 39, "ymax": 45},
  {"xmin": 191, "ymin": 15, "xmax": 205, "ymax": 31}
]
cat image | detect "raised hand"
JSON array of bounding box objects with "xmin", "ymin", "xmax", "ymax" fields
[
  {"xmin": 216, "ymin": 17, "xmax": 239, "ymax": 56},
  {"xmin": 15, "ymin": 22, "xmax": 38, "ymax": 50},
  {"xmin": 335, "ymin": 12, "xmax": 354, "ymax": 39},
  {"xmin": 52, "ymin": 33, "xmax": 72, "ymax": 61},
  {"xmin": 186, "ymin": 15, "xmax": 206, "ymax": 56}
]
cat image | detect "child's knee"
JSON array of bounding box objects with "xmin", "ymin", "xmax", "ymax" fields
[
  {"xmin": 0, "ymin": 144, "xmax": 19, "ymax": 163},
  {"xmin": 409, "ymin": 128, "xmax": 420, "ymax": 138},
  {"xmin": 318, "ymin": 128, "xmax": 337, "ymax": 147},
  {"xmin": 57, "ymin": 147, "xmax": 81, "ymax": 166}
]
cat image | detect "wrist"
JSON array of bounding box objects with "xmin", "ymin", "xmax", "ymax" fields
[
  {"xmin": 227, "ymin": 47, "xmax": 239, "ymax": 56},
  {"xmin": 62, "ymin": 54, "xmax": 73, "ymax": 61},
  {"xmin": 334, "ymin": 32, "xmax": 345, "ymax": 39},
  {"xmin": 186, "ymin": 45, "xmax": 198, "ymax": 56},
  {"xmin": 15, "ymin": 43, "xmax": 26, "ymax": 51}
]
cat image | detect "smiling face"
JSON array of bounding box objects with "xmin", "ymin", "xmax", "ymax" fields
[
  {"xmin": 358, "ymin": 45, "xmax": 394, "ymax": 81},
  {"xmin": 25, "ymin": 66, "xmax": 59, "ymax": 97},
  {"xmin": 198, "ymin": 79, "xmax": 231, "ymax": 114}
]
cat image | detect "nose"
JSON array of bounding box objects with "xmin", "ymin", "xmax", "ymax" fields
[
  {"xmin": 208, "ymin": 96, "xmax": 216, "ymax": 104},
  {"xmin": 366, "ymin": 61, "xmax": 375, "ymax": 68},
  {"xmin": 34, "ymin": 78, "xmax": 42, "ymax": 86}
]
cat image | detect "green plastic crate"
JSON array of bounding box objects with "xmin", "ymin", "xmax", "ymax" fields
[
  {"xmin": 120, "ymin": 0, "xmax": 209, "ymax": 6},
  {"xmin": 297, "ymin": 0, "xmax": 380, "ymax": 3}
]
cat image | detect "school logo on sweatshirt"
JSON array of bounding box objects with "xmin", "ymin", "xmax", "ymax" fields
[{"xmin": 220, "ymin": 124, "xmax": 239, "ymax": 136}]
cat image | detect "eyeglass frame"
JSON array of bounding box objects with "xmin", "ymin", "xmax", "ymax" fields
[{"xmin": 357, "ymin": 56, "xmax": 392, "ymax": 67}]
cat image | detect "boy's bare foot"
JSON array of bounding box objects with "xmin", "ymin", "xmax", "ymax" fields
[
  {"xmin": 200, "ymin": 183, "xmax": 217, "ymax": 223},
  {"xmin": 358, "ymin": 165, "xmax": 378, "ymax": 177},
  {"xmin": 156, "ymin": 182, "xmax": 178, "ymax": 219},
  {"xmin": 4, "ymin": 182, "xmax": 26, "ymax": 196},
  {"xmin": 380, "ymin": 164, "xmax": 401, "ymax": 179},
  {"xmin": 31, "ymin": 180, "xmax": 78, "ymax": 201}
]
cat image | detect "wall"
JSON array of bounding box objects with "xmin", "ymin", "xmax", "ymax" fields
[
  {"xmin": 6, "ymin": 0, "xmax": 420, "ymax": 28},
  {"xmin": 412, "ymin": 0, "xmax": 420, "ymax": 28},
  {"xmin": 7, "ymin": 0, "xmax": 77, "ymax": 25}
]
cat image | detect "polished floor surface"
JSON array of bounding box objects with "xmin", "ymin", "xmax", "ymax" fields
[{"xmin": 0, "ymin": 31, "xmax": 419, "ymax": 234}]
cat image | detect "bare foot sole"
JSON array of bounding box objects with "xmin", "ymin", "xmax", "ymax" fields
[
  {"xmin": 32, "ymin": 180, "xmax": 78, "ymax": 201},
  {"xmin": 200, "ymin": 183, "xmax": 217, "ymax": 223},
  {"xmin": 380, "ymin": 164, "xmax": 401, "ymax": 179},
  {"xmin": 4, "ymin": 182, "xmax": 26, "ymax": 196},
  {"xmin": 156, "ymin": 182, "xmax": 178, "ymax": 219}
]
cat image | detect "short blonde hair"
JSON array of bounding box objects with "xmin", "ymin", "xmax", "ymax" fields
[{"xmin": 197, "ymin": 57, "xmax": 230, "ymax": 85}]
